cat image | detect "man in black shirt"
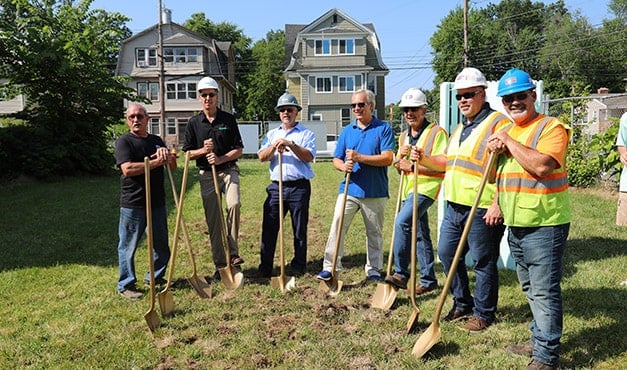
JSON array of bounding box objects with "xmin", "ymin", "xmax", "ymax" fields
[
  {"xmin": 114, "ymin": 103, "xmax": 176, "ymax": 300},
  {"xmin": 182, "ymin": 77, "xmax": 244, "ymax": 279}
]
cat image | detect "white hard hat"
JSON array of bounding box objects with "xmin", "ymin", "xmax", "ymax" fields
[
  {"xmin": 399, "ymin": 88, "xmax": 427, "ymax": 108},
  {"xmin": 197, "ymin": 76, "xmax": 219, "ymax": 92},
  {"xmin": 453, "ymin": 67, "xmax": 488, "ymax": 90}
]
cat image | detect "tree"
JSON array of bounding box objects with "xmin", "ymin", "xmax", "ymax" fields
[
  {"xmin": 239, "ymin": 30, "xmax": 286, "ymax": 121},
  {"xmin": 0, "ymin": 0, "xmax": 135, "ymax": 179},
  {"xmin": 183, "ymin": 13, "xmax": 252, "ymax": 117}
]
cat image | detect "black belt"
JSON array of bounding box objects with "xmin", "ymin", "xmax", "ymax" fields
[{"xmin": 273, "ymin": 179, "xmax": 309, "ymax": 186}]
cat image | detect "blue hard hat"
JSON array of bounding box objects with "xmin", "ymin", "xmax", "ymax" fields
[{"xmin": 497, "ymin": 68, "xmax": 535, "ymax": 96}]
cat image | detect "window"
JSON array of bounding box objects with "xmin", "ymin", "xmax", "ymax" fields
[
  {"xmin": 136, "ymin": 48, "xmax": 157, "ymax": 67},
  {"xmin": 166, "ymin": 82, "xmax": 197, "ymax": 100},
  {"xmin": 310, "ymin": 114, "xmax": 322, "ymax": 121},
  {"xmin": 163, "ymin": 48, "xmax": 199, "ymax": 64},
  {"xmin": 166, "ymin": 118, "xmax": 176, "ymax": 135},
  {"xmin": 315, "ymin": 39, "xmax": 331, "ymax": 55},
  {"xmin": 137, "ymin": 82, "xmax": 159, "ymax": 101},
  {"xmin": 339, "ymin": 76, "xmax": 355, "ymax": 92},
  {"xmin": 338, "ymin": 39, "xmax": 355, "ymax": 55},
  {"xmin": 341, "ymin": 108, "xmax": 351, "ymax": 125},
  {"xmin": 150, "ymin": 118, "xmax": 160, "ymax": 136},
  {"xmin": 316, "ymin": 77, "xmax": 332, "ymax": 93}
]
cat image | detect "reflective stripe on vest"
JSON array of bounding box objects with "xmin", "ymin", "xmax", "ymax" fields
[
  {"xmin": 446, "ymin": 112, "xmax": 507, "ymax": 177},
  {"xmin": 398, "ymin": 122, "xmax": 446, "ymax": 199},
  {"xmin": 496, "ymin": 115, "xmax": 571, "ymax": 226}
]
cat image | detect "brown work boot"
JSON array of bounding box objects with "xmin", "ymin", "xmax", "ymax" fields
[
  {"xmin": 459, "ymin": 316, "xmax": 491, "ymax": 333},
  {"xmin": 526, "ymin": 359, "xmax": 557, "ymax": 370},
  {"xmin": 384, "ymin": 273, "xmax": 407, "ymax": 289},
  {"xmin": 507, "ymin": 343, "xmax": 533, "ymax": 357},
  {"xmin": 415, "ymin": 284, "xmax": 437, "ymax": 295}
]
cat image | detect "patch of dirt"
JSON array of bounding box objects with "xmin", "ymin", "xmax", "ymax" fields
[
  {"xmin": 154, "ymin": 335, "xmax": 177, "ymax": 349},
  {"xmin": 154, "ymin": 355, "xmax": 176, "ymax": 370},
  {"xmin": 251, "ymin": 354, "xmax": 272, "ymax": 368},
  {"xmin": 348, "ymin": 355, "xmax": 376, "ymax": 370}
]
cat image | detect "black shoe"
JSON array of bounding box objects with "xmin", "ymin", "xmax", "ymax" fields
[
  {"xmin": 210, "ymin": 270, "xmax": 221, "ymax": 282},
  {"xmin": 257, "ymin": 265, "xmax": 272, "ymax": 278},
  {"xmin": 442, "ymin": 307, "xmax": 472, "ymax": 322},
  {"xmin": 144, "ymin": 277, "xmax": 167, "ymax": 286}
]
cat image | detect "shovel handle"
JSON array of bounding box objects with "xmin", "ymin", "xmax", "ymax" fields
[
  {"xmin": 144, "ymin": 157, "xmax": 156, "ymax": 312},
  {"xmin": 330, "ymin": 172, "xmax": 351, "ymax": 275}
]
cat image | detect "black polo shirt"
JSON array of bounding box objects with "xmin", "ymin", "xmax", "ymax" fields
[{"xmin": 182, "ymin": 109, "xmax": 244, "ymax": 171}]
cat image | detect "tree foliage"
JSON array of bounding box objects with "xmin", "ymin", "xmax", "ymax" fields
[{"xmin": 0, "ymin": 0, "xmax": 135, "ymax": 179}]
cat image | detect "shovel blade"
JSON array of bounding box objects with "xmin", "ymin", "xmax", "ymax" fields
[
  {"xmin": 219, "ymin": 266, "xmax": 244, "ymax": 290},
  {"xmin": 406, "ymin": 307, "xmax": 421, "ymax": 334},
  {"xmin": 188, "ymin": 275, "xmax": 212, "ymax": 299},
  {"xmin": 272, "ymin": 275, "xmax": 296, "ymax": 293},
  {"xmin": 370, "ymin": 283, "xmax": 398, "ymax": 310},
  {"xmin": 412, "ymin": 322, "xmax": 441, "ymax": 358},
  {"xmin": 144, "ymin": 310, "xmax": 161, "ymax": 333},
  {"xmin": 319, "ymin": 278, "xmax": 343, "ymax": 297},
  {"xmin": 156, "ymin": 291, "xmax": 175, "ymax": 317}
]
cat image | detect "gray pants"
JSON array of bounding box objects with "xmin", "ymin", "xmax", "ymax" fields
[{"xmin": 199, "ymin": 166, "xmax": 241, "ymax": 268}]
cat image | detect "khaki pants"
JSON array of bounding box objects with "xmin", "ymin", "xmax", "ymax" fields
[{"xmin": 617, "ymin": 192, "xmax": 627, "ymax": 227}]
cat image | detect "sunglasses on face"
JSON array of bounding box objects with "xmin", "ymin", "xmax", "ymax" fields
[
  {"xmin": 127, "ymin": 114, "xmax": 145, "ymax": 120},
  {"xmin": 403, "ymin": 107, "xmax": 421, "ymax": 113},
  {"xmin": 200, "ymin": 92, "xmax": 218, "ymax": 99},
  {"xmin": 455, "ymin": 90, "xmax": 482, "ymax": 101},
  {"xmin": 279, "ymin": 107, "xmax": 295, "ymax": 113},
  {"xmin": 350, "ymin": 102, "xmax": 367, "ymax": 109},
  {"xmin": 502, "ymin": 92, "xmax": 530, "ymax": 104}
]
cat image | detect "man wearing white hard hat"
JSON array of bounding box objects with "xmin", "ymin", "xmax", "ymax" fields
[
  {"xmin": 487, "ymin": 68, "xmax": 571, "ymax": 370},
  {"xmin": 182, "ymin": 77, "xmax": 245, "ymax": 280},
  {"xmin": 437, "ymin": 67, "xmax": 509, "ymax": 333},
  {"xmin": 383, "ymin": 88, "xmax": 448, "ymax": 295}
]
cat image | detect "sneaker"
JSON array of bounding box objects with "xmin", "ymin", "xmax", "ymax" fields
[
  {"xmin": 459, "ymin": 316, "xmax": 491, "ymax": 333},
  {"xmin": 211, "ymin": 270, "xmax": 221, "ymax": 282},
  {"xmin": 119, "ymin": 287, "xmax": 143, "ymax": 301},
  {"xmin": 367, "ymin": 274, "xmax": 382, "ymax": 282},
  {"xmin": 415, "ymin": 285, "xmax": 437, "ymax": 295},
  {"xmin": 507, "ymin": 343, "xmax": 533, "ymax": 357},
  {"xmin": 384, "ymin": 273, "xmax": 408, "ymax": 289},
  {"xmin": 526, "ymin": 359, "xmax": 557, "ymax": 370},
  {"xmin": 230, "ymin": 255, "xmax": 244, "ymax": 266},
  {"xmin": 316, "ymin": 270, "xmax": 332, "ymax": 281},
  {"xmin": 442, "ymin": 307, "xmax": 472, "ymax": 322}
]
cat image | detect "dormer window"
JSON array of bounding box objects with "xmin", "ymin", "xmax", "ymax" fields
[
  {"xmin": 315, "ymin": 40, "xmax": 331, "ymax": 55},
  {"xmin": 136, "ymin": 48, "xmax": 157, "ymax": 67}
]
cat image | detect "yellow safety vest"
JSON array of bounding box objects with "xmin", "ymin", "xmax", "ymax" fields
[
  {"xmin": 444, "ymin": 111, "xmax": 508, "ymax": 208},
  {"xmin": 397, "ymin": 121, "xmax": 448, "ymax": 200},
  {"xmin": 497, "ymin": 115, "xmax": 571, "ymax": 226}
]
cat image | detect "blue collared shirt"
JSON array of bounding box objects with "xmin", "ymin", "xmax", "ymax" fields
[{"xmin": 258, "ymin": 122, "xmax": 316, "ymax": 181}]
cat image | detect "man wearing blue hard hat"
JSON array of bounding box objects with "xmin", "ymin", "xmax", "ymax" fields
[{"xmin": 487, "ymin": 68, "xmax": 571, "ymax": 370}]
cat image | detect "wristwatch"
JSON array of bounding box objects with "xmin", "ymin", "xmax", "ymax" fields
[{"xmin": 290, "ymin": 140, "xmax": 296, "ymax": 147}]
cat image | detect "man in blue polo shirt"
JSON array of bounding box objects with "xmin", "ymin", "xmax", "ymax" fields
[
  {"xmin": 257, "ymin": 92, "xmax": 317, "ymax": 277},
  {"xmin": 316, "ymin": 89, "xmax": 395, "ymax": 282}
]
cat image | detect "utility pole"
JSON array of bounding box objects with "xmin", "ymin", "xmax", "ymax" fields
[
  {"xmin": 157, "ymin": 0, "xmax": 166, "ymax": 141},
  {"xmin": 463, "ymin": 0, "xmax": 469, "ymax": 67}
]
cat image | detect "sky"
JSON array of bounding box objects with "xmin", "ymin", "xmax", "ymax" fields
[{"xmin": 90, "ymin": 0, "xmax": 612, "ymax": 105}]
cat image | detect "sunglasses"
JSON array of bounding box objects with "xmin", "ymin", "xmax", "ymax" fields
[
  {"xmin": 350, "ymin": 102, "xmax": 367, "ymax": 109},
  {"xmin": 455, "ymin": 90, "xmax": 482, "ymax": 101},
  {"xmin": 403, "ymin": 107, "xmax": 421, "ymax": 113},
  {"xmin": 502, "ymin": 92, "xmax": 530, "ymax": 104},
  {"xmin": 200, "ymin": 92, "xmax": 218, "ymax": 99},
  {"xmin": 279, "ymin": 107, "xmax": 295, "ymax": 113},
  {"xmin": 127, "ymin": 114, "xmax": 145, "ymax": 120}
]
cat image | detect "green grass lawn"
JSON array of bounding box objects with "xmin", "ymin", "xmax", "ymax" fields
[{"xmin": 0, "ymin": 158, "xmax": 625, "ymax": 369}]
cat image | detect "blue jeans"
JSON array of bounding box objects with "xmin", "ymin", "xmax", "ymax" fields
[
  {"xmin": 508, "ymin": 224, "xmax": 569, "ymax": 366},
  {"xmin": 260, "ymin": 180, "xmax": 311, "ymax": 273},
  {"xmin": 392, "ymin": 193, "xmax": 437, "ymax": 288},
  {"xmin": 117, "ymin": 206, "xmax": 170, "ymax": 292},
  {"xmin": 437, "ymin": 202, "xmax": 505, "ymax": 323}
]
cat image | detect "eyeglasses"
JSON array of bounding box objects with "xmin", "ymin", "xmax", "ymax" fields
[
  {"xmin": 127, "ymin": 114, "xmax": 145, "ymax": 120},
  {"xmin": 200, "ymin": 92, "xmax": 218, "ymax": 99},
  {"xmin": 502, "ymin": 92, "xmax": 529, "ymax": 104},
  {"xmin": 279, "ymin": 107, "xmax": 295, "ymax": 113},
  {"xmin": 455, "ymin": 90, "xmax": 482, "ymax": 101},
  {"xmin": 403, "ymin": 107, "xmax": 421, "ymax": 113},
  {"xmin": 350, "ymin": 102, "xmax": 367, "ymax": 109}
]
